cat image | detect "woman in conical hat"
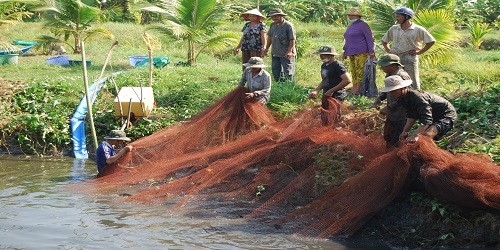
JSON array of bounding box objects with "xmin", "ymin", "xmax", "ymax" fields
[{"xmin": 234, "ymin": 9, "xmax": 267, "ymax": 70}]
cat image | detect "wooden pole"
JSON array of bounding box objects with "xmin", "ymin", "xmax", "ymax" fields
[
  {"xmin": 81, "ymin": 41, "xmax": 98, "ymax": 151},
  {"xmin": 97, "ymin": 40, "xmax": 119, "ymax": 83}
]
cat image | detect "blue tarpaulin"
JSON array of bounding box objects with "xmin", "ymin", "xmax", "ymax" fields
[{"xmin": 71, "ymin": 73, "xmax": 120, "ymax": 159}]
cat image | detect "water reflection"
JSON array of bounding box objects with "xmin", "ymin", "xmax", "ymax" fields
[{"xmin": 0, "ymin": 155, "xmax": 378, "ymax": 249}]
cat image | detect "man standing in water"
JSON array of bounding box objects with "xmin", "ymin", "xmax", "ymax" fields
[
  {"xmin": 96, "ymin": 130, "xmax": 133, "ymax": 175},
  {"xmin": 381, "ymin": 7, "xmax": 435, "ymax": 90}
]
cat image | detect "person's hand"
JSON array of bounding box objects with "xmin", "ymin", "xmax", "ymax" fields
[
  {"xmin": 285, "ymin": 51, "xmax": 293, "ymax": 60},
  {"xmin": 125, "ymin": 145, "xmax": 133, "ymax": 152},
  {"xmin": 379, "ymin": 106, "xmax": 389, "ymax": 116},
  {"xmin": 245, "ymin": 92, "xmax": 255, "ymax": 99},
  {"xmin": 371, "ymin": 98, "xmax": 382, "ymax": 108},
  {"xmin": 324, "ymin": 89, "xmax": 334, "ymax": 97},
  {"xmin": 369, "ymin": 53, "xmax": 376, "ymax": 59},
  {"xmin": 233, "ymin": 47, "xmax": 240, "ymax": 55},
  {"xmin": 406, "ymin": 134, "xmax": 419, "ymax": 142},
  {"xmin": 409, "ymin": 49, "xmax": 417, "ymax": 56},
  {"xmin": 262, "ymin": 48, "xmax": 268, "ymax": 57},
  {"xmin": 309, "ymin": 90, "xmax": 318, "ymax": 99},
  {"xmin": 341, "ymin": 52, "xmax": 347, "ymax": 60},
  {"xmin": 399, "ymin": 132, "xmax": 409, "ymax": 141}
]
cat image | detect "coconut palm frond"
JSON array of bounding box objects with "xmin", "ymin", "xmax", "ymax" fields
[
  {"xmin": 196, "ymin": 32, "xmax": 240, "ymax": 59},
  {"xmin": 83, "ymin": 27, "xmax": 116, "ymax": 42},
  {"xmin": 147, "ymin": 21, "xmax": 189, "ymax": 39},
  {"xmin": 36, "ymin": 0, "xmax": 112, "ymax": 53},
  {"xmin": 143, "ymin": 0, "xmax": 230, "ymax": 65},
  {"xmin": 413, "ymin": 9, "xmax": 460, "ymax": 65},
  {"xmin": 406, "ymin": 0, "xmax": 455, "ymax": 12},
  {"xmin": 368, "ymin": 0, "xmax": 400, "ymax": 39}
]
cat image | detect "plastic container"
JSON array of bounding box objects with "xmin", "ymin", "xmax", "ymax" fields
[
  {"xmin": 0, "ymin": 54, "xmax": 19, "ymax": 65},
  {"xmin": 114, "ymin": 87, "xmax": 155, "ymax": 118},
  {"xmin": 128, "ymin": 56, "xmax": 149, "ymax": 67},
  {"xmin": 128, "ymin": 55, "xmax": 169, "ymax": 68},
  {"xmin": 46, "ymin": 55, "xmax": 70, "ymax": 66},
  {"xmin": 68, "ymin": 60, "xmax": 92, "ymax": 67}
]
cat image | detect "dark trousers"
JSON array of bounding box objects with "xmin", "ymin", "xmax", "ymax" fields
[{"xmin": 271, "ymin": 56, "xmax": 295, "ymax": 82}]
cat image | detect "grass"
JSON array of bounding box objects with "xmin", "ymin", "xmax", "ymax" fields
[{"xmin": 0, "ymin": 21, "xmax": 499, "ymax": 160}]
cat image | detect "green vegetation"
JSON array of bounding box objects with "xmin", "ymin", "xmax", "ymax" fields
[
  {"xmin": 143, "ymin": 0, "xmax": 239, "ymax": 65},
  {"xmin": 35, "ymin": 0, "xmax": 114, "ymax": 53},
  {"xmin": 0, "ymin": 21, "xmax": 498, "ymax": 161}
]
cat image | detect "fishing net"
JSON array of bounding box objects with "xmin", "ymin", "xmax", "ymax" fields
[{"xmin": 80, "ymin": 86, "xmax": 500, "ymax": 238}]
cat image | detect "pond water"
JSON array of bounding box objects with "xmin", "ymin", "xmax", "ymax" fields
[{"xmin": 0, "ymin": 155, "xmax": 384, "ymax": 249}]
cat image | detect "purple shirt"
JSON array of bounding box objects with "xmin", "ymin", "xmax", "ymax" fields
[{"xmin": 343, "ymin": 20, "xmax": 375, "ymax": 56}]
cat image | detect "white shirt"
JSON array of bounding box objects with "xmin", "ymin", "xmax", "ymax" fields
[{"xmin": 382, "ymin": 23, "xmax": 435, "ymax": 54}]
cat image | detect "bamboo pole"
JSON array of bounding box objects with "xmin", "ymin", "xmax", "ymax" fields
[
  {"xmin": 97, "ymin": 40, "xmax": 119, "ymax": 83},
  {"xmin": 81, "ymin": 41, "xmax": 98, "ymax": 151}
]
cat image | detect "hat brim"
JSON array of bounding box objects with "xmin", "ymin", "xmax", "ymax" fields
[
  {"xmin": 377, "ymin": 61, "xmax": 403, "ymax": 67},
  {"xmin": 345, "ymin": 12, "xmax": 363, "ymax": 16},
  {"xmin": 380, "ymin": 79, "xmax": 413, "ymax": 92},
  {"xmin": 315, "ymin": 52, "xmax": 339, "ymax": 56},
  {"xmin": 241, "ymin": 13, "xmax": 266, "ymax": 21},
  {"xmin": 243, "ymin": 63, "xmax": 267, "ymax": 68},
  {"xmin": 268, "ymin": 13, "xmax": 287, "ymax": 17},
  {"xmin": 105, "ymin": 136, "xmax": 131, "ymax": 141}
]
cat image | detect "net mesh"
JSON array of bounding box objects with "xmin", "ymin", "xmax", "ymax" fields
[{"xmin": 79, "ymin": 87, "xmax": 500, "ymax": 237}]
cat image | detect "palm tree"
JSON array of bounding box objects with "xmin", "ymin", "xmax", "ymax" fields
[
  {"xmin": 35, "ymin": 0, "xmax": 114, "ymax": 53},
  {"xmin": 368, "ymin": 0, "xmax": 459, "ymax": 65},
  {"xmin": 142, "ymin": 0, "xmax": 238, "ymax": 65}
]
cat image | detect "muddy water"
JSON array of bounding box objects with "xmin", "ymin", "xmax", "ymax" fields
[{"xmin": 0, "ymin": 155, "xmax": 381, "ymax": 249}]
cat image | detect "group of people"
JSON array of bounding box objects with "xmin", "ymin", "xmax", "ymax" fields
[
  {"xmin": 96, "ymin": 6, "xmax": 457, "ymax": 174},
  {"xmin": 236, "ymin": 7, "xmax": 457, "ymax": 149}
]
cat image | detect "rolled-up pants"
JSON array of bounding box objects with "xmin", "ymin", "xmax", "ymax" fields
[{"xmin": 271, "ymin": 56, "xmax": 295, "ymax": 82}]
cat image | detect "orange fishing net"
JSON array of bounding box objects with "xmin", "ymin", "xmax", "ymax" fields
[{"xmin": 81, "ymin": 87, "xmax": 500, "ymax": 237}]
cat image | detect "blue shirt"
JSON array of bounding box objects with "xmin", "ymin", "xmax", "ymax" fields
[{"xmin": 96, "ymin": 141, "xmax": 116, "ymax": 173}]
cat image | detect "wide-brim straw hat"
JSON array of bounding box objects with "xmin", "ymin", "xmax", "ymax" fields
[
  {"xmin": 241, "ymin": 9, "xmax": 266, "ymax": 21},
  {"xmin": 104, "ymin": 130, "xmax": 131, "ymax": 141},
  {"xmin": 268, "ymin": 8, "xmax": 287, "ymax": 17},
  {"xmin": 345, "ymin": 8, "xmax": 363, "ymax": 17},
  {"xmin": 381, "ymin": 75, "xmax": 413, "ymax": 92},
  {"xmin": 243, "ymin": 57, "xmax": 267, "ymax": 68},
  {"xmin": 314, "ymin": 45, "xmax": 339, "ymax": 56}
]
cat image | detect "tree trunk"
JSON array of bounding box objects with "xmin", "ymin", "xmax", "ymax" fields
[
  {"xmin": 74, "ymin": 35, "xmax": 82, "ymax": 53},
  {"xmin": 188, "ymin": 40, "xmax": 195, "ymax": 65}
]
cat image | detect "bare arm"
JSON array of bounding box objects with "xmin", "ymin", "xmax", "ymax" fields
[
  {"xmin": 400, "ymin": 118, "xmax": 416, "ymax": 141},
  {"xmin": 324, "ymin": 73, "xmax": 352, "ymax": 96},
  {"xmin": 260, "ymin": 31, "xmax": 267, "ymax": 57},
  {"xmin": 382, "ymin": 41, "xmax": 391, "ymax": 53},
  {"xmin": 416, "ymin": 41, "xmax": 435, "ymax": 55},
  {"xmin": 106, "ymin": 145, "xmax": 132, "ymax": 165},
  {"xmin": 309, "ymin": 78, "xmax": 327, "ymax": 99},
  {"xmin": 285, "ymin": 39, "xmax": 296, "ymax": 59}
]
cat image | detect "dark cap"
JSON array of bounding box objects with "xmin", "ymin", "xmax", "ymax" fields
[
  {"xmin": 377, "ymin": 54, "xmax": 403, "ymax": 67},
  {"xmin": 314, "ymin": 45, "xmax": 339, "ymax": 56},
  {"xmin": 268, "ymin": 8, "xmax": 287, "ymax": 17}
]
